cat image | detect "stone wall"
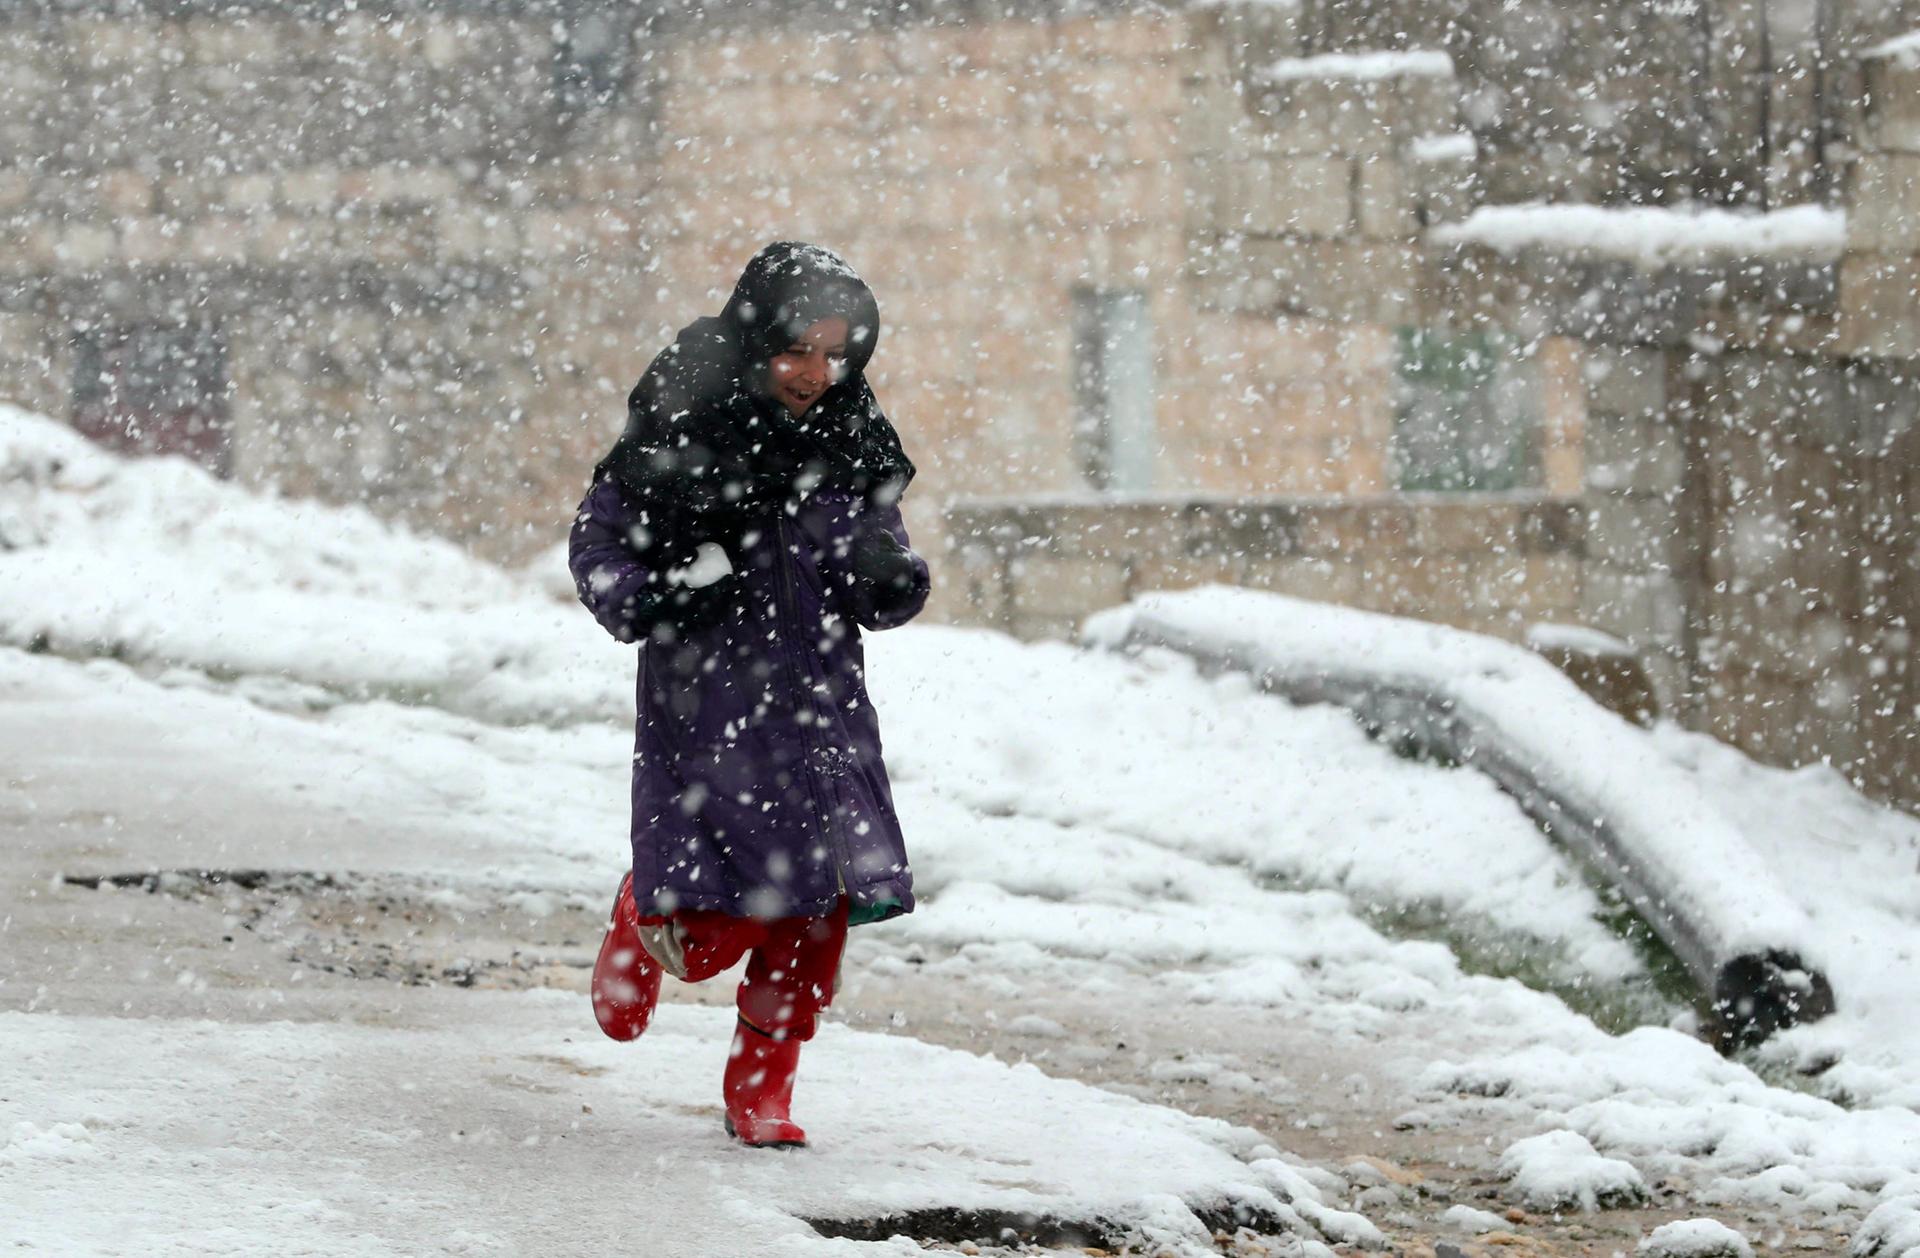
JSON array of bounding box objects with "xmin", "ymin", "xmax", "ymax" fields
[
  {"xmin": 0, "ymin": 1, "xmax": 1587, "ymax": 573},
  {"xmin": 1523, "ymin": 36, "xmax": 1920, "ymax": 810},
  {"xmin": 944, "ymin": 494, "xmax": 1585, "ymax": 644},
  {"xmin": 1113, "ymin": 4, "xmax": 1920, "ymax": 810},
  {"xmin": 0, "ymin": 7, "xmax": 668, "ymax": 552}
]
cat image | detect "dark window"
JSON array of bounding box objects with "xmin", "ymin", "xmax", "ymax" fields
[
  {"xmin": 1070, "ymin": 287, "xmax": 1157, "ymax": 493},
  {"xmin": 1393, "ymin": 329, "xmax": 1536, "ymax": 492},
  {"xmin": 70, "ymin": 322, "xmax": 231, "ymax": 476}
]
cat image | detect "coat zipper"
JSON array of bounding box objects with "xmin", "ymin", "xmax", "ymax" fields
[{"xmin": 772, "ymin": 512, "xmax": 852, "ymax": 897}]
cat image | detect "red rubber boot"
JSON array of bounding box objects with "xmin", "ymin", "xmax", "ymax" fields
[
  {"xmin": 723, "ymin": 1018, "xmax": 807, "ymax": 1148},
  {"xmin": 590, "ymin": 872, "xmax": 662, "ymax": 1042}
]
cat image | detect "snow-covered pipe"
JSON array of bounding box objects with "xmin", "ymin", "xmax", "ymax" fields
[{"xmin": 1082, "ymin": 586, "xmax": 1835, "ymax": 1050}]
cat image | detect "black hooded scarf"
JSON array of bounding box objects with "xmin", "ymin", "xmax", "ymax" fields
[{"xmin": 593, "ymin": 242, "xmax": 916, "ymax": 571}]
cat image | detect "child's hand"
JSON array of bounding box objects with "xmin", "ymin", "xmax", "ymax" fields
[
  {"xmin": 848, "ymin": 527, "xmax": 915, "ymax": 595},
  {"xmin": 666, "ymin": 541, "xmax": 734, "ymax": 590}
]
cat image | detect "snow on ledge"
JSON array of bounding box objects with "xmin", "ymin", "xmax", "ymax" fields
[
  {"xmin": 1258, "ymin": 49, "xmax": 1453, "ymax": 82},
  {"xmin": 1865, "ymin": 29, "xmax": 1920, "ymax": 63},
  {"xmin": 1429, "ymin": 202, "xmax": 1848, "ymax": 267},
  {"xmin": 1079, "ymin": 586, "xmax": 1825, "ymax": 973},
  {"xmin": 1409, "ymin": 132, "xmax": 1476, "ymax": 162}
]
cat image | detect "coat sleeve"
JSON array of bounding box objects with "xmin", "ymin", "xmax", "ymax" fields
[
  {"xmin": 567, "ymin": 482, "xmax": 665, "ymax": 644},
  {"xmin": 847, "ymin": 500, "xmax": 932, "ymax": 632}
]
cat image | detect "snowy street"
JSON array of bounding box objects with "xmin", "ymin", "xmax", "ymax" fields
[
  {"xmin": 5, "ymin": 416, "xmax": 1920, "ymax": 1257},
  {"xmin": 6, "ymin": 628, "xmax": 1919, "ymax": 1255},
  {"xmin": 2, "ymin": 651, "xmax": 1367, "ymax": 1257}
]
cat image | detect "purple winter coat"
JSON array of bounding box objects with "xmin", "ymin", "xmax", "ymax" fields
[{"xmin": 569, "ymin": 479, "xmax": 931, "ymax": 925}]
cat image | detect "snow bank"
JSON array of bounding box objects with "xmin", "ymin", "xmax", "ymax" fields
[
  {"xmin": 1652, "ymin": 726, "xmax": 1920, "ymax": 1113},
  {"xmin": 875, "ymin": 626, "xmax": 1647, "ymax": 987},
  {"xmin": 1421, "ymin": 1025, "xmax": 1920, "ymax": 1257},
  {"xmin": 1498, "ymin": 1129, "xmax": 1649, "ymax": 1212},
  {"xmin": 1639, "ymin": 1219, "xmax": 1755, "ymax": 1258},
  {"xmin": 0, "ymin": 1000, "xmax": 1362, "ymax": 1257},
  {"xmin": 1856, "ymin": 1176, "xmax": 1920, "ymax": 1258},
  {"xmin": 0, "ymin": 404, "xmax": 629, "ymax": 724},
  {"xmin": 1081, "ymin": 585, "xmax": 1830, "ymax": 1042},
  {"xmin": 15, "ymin": 644, "xmax": 1916, "ymax": 1256},
  {"xmin": 1430, "ymin": 203, "xmax": 1848, "ymax": 267},
  {"xmin": 1441, "ymin": 1203, "xmax": 1507, "ymax": 1234}
]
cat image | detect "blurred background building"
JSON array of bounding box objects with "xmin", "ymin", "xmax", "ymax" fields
[{"xmin": 2, "ymin": 0, "xmax": 1917, "ymax": 807}]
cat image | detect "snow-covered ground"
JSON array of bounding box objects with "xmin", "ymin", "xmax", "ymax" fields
[
  {"xmin": 4, "ymin": 997, "xmax": 1363, "ymax": 1257},
  {"xmin": 4, "ymin": 409, "xmax": 1919, "ymax": 1256}
]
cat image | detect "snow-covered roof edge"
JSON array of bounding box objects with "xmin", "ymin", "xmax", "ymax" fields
[
  {"xmin": 1258, "ymin": 49, "xmax": 1453, "ymax": 82},
  {"xmin": 1864, "ymin": 29, "xmax": 1920, "ymax": 63},
  {"xmin": 1430, "ymin": 202, "xmax": 1848, "ymax": 267}
]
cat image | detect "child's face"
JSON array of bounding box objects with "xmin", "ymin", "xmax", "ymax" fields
[{"xmin": 767, "ymin": 317, "xmax": 850, "ymax": 417}]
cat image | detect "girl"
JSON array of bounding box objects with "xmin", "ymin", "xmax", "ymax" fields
[{"xmin": 567, "ymin": 241, "xmax": 931, "ymax": 1149}]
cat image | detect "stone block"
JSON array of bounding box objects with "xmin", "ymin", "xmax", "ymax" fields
[
  {"xmin": 281, "ymin": 167, "xmax": 339, "ymax": 212},
  {"xmin": 3, "ymin": 222, "xmax": 55, "ymax": 272},
  {"xmin": 1723, "ymin": 503, "xmax": 1796, "ymax": 585},
  {"xmin": 53, "ymin": 224, "xmax": 114, "ymax": 268},
  {"xmin": 1245, "ymin": 80, "xmax": 1333, "ymax": 155},
  {"xmin": 1355, "ymin": 156, "xmax": 1419, "ymax": 239},
  {"xmin": 184, "ymin": 216, "xmax": 253, "ymax": 264},
  {"xmin": 435, "ymin": 205, "xmax": 518, "ymax": 261},
  {"xmin": 1406, "ymin": 141, "xmax": 1478, "ymax": 228},
  {"xmin": 1525, "ymin": 552, "xmax": 1584, "ymax": 613},
  {"xmin": 221, "ymin": 172, "xmax": 277, "ymax": 213},
  {"xmin": 1585, "ymin": 412, "xmax": 1686, "ymax": 495},
  {"xmin": 1864, "ymin": 51, "xmax": 1920, "ymax": 153},
  {"xmin": 155, "ymin": 174, "xmax": 216, "ymax": 219},
  {"xmin": 1579, "ymin": 566, "xmax": 1689, "ymax": 645},
  {"xmin": 0, "ymin": 312, "xmax": 44, "ymax": 357},
  {"xmin": 1307, "ymin": 240, "xmax": 1421, "ymax": 324},
  {"xmin": 1129, "ymin": 551, "xmax": 1243, "ymax": 595},
  {"xmin": 1007, "ymin": 552, "xmax": 1131, "ymax": 619},
  {"xmin": 1839, "ymin": 253, "xmax": 1920, "ymax": 358},
  {"xmin": 1241, "ymin": 554, "xmax": 1367, "ymax": 604},
  {"xmin": 1849, "ymin": 372, "xmax": 1920, "ymax": 455},
  {"xmin": 96, "ymin": 168, "xmax": 154, "ymax": 217},
  {"xmin": 185, "ymin": 15, "xmax": 285, "ymax": 66},
  {"xmin": 1582, "ymin": 346, "xmax": 1668, "ymax": 420},
  {"xmin": 1229, "ymin": 156, "xmax": 1350, "ymax": 238},
  {"xmin": 1319, "ymin": 79, "xmax": 1395, "ymax": 157},
  {"xmin": 117, "ymin": 216, "xmax": 182, "ymax": 267},
  {"xmin": 1848, "ymin": 152, "xmax": 1920, "ymax": 252},
  {"xmin": 249, "ymin": 215, "xmax": 335, "ymax": 267}
]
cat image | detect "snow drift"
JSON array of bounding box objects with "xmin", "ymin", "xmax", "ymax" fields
[{"xmin": 1083, "ymin": 585, "xmax": 1836, "ymax": 1049}]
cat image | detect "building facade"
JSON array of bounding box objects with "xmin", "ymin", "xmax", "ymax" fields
[{"xmin": 2, "ymin": 0, "xmax": 1916, "ymax": 807}]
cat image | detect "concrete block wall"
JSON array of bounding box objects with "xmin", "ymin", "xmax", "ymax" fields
[
  {"xmin": 1695, "ymin": 353, "xmax": 1919, "ymax": 795},
  {"xmin": 1178, "ymin": 9, "xmax": 1587, "ymax": 502},
  {"xmin": 943, "ymin": 494, "xmax": 1586, "ymax": 644},
  {"xmin": 1576, "ymin": 345, "xmax": 1693, "ymax": 707},
  {"xmin": 1841, "ymin": 39, "xmax": 1920, "ymax": 358},
  {"xmin": 1569, "ymin": 35, "xmax": 1920, "ymax": 809}
]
